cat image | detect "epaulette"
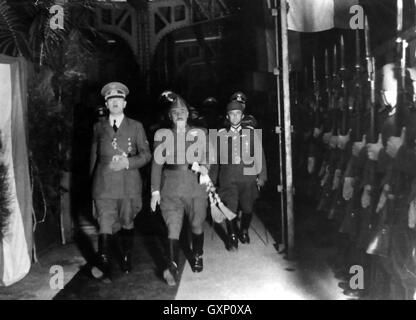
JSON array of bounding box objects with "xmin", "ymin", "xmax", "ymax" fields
[
  {"xmin": 218, "ymin": 128, "xmax": 226, "ymax": 133},
  {"xmin": 244, "ymin": 125, "xmax": 255, "ymax": 130}
]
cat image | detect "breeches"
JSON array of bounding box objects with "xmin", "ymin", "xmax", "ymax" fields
[
  {"xmin": 160, "ymin": 170, "xmax": 208, "ymax": 240},
  {"xmin": 94, "ymin": 198, "xmax": 142, "ymax": 234},
  {"xmin": 219, "ymin": 180, "xmax": 258, "ymax": 215}
]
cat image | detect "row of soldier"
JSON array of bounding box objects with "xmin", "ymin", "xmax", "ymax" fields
[
  {"xmin": 295, "ymin": 23, "xmax": 416, "ymax": 299},
  {"xmin": 90, "ymin": 83, "xmax": 267, "ymax": 286}
]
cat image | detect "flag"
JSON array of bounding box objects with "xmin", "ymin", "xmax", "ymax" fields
[
  {"xmin": 288, "ymin": 0, "xmax": 359, "ymax": 32},
  {"xmin": 0, "ymin": 55, "xmax": 32, "ymax": 287}
]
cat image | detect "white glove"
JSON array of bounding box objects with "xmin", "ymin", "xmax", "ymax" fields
[
  {"xmin": 367, "ymin": 134, "xmax": 383, "ymax": 161},
  {"xmin": 342, "ymin": 177, "xmax": 355, "ymax": 201},
  {"xmin": 332, "ymin": 169, "xmax": 342, "ymax": 190},
  {"xmin": 337, "ymin": 130, "xmax": 351, "ymax": 150},
  {"xmin": 199, "ymin": 174, "xmax": 211, "ymax": 186},
  {"xmin": 151, "ymin": 191, "xmax": 161, "ymax": 212},
  {"xmin": 409, "ymin": 200, "xmax": 416, "ymax": 229},
  {"xmin": 313, "ymin": 127, "xmax": 322, "ymax": 138},
  {"xmin": 386, "ymin": 128, "xmax": 405, "ymax": 159},
  {"xmin": 376, "ymin": 184, "xmax": 391, "ymax": 213},
  {"xmin": 361, "ymin": 185, "xmax": 371, "ymax": 209},
  {"xmin": 323, "ymin": 131, "xmax": 333, "ymax": 145},
  {"xmin": 307, "ymin": 157, "xmax": 315, "ymax": 174},
  {"xmin": 352, "ymin": 135, "xmax": 366, "ymax": 157}
]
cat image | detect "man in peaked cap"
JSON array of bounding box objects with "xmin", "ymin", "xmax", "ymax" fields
[
  {"xmin": 210, "ymin": 100, "xmax": 267, "ymax": 251},
  {"xmin": 230, "ymin": 91, "xmax": 247, "ymax": 107},
  {"xmin": 90, "ymin": 82, "xmax": 151, "ymax": 279},
  {"xmin": 229, "ymin": 91, "xmax": 258, "ymax": 128}
]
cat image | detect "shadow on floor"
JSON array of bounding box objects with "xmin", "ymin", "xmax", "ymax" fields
[{"xmin": 54, "ymin": 210, "xmax": 184, "ymax": 300}]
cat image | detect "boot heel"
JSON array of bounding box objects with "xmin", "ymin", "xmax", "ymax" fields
[{"xmin": 191, "ymin": 254, "xmax": 203, "ymax": 272}]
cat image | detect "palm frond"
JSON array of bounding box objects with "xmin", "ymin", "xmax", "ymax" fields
[{"xmin": 0, "ymin": 0, "xmax": 29, "ymax": 56}]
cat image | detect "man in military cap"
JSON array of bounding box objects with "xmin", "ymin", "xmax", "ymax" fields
[
  {"xmin": 229, "ymin": 91, "xmax": 258, "ymax": 128},
  {"xmin": 210, "ymin": 100, "xmax": 267, "ymax": 250},
  {"xmin": 150, "ymin": 95, "xmax": 212, "ymax": 286},
  {"xmin": 90, "ymin": 82, "xmax": 151, "ymax": 279}
]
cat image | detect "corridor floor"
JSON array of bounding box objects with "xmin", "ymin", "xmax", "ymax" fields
[{"xmin": 175, "ymin": 214, "xmax": 346, "ymax": 300}]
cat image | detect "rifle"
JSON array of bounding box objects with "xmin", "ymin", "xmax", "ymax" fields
[
  {"xmin": 324, "ymin": 36, "xmax": 351, "ymax": 219},
  {"xmin": 339, "ymin": 29, "xmax": 367, "ymax": 237},
  {"xmin": 312, "ymin": 56, "xmax": 321, "ymax": 130},
  {"xmin": 317, "ymin": 45, "xmax": 341, "ymax": 213}
]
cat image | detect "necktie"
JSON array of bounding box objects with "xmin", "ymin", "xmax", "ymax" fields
[{"xmin": 113, "ymin": 119, "xmax": 118, "ymax": 132}]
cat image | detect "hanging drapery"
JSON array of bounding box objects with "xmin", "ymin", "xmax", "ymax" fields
[{"xmin": 0, "ymin": 55, "xmax": 32, "ymax": 286}]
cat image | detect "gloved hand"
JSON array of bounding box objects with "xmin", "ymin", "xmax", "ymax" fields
[
  {"xmin": 361, "ymin": 185, "xmax": 371, "ymax": 209},
  {"xmin": 332, "ymin": 169, "xmax": 342, "ymax": 190},
  {"xmin": 257, "ymin": 178, "xmax": 265, "ymax": 189},
  {"xmin": 352, "ymin": 135, "xmax": 366, "ymax": 157},
  {"xmin": 386, "ymin": 127, "xmax": 405, "ymax": 159},
  {"xmin": 367, "ymin": 133, "xmax": 383, "ymax": 161},
  {"xmin": 150, "ymin": 191, "xmax": 161, "ymax": 212},
  {"xmin": 313, "ymin": 127, "xmax": 322, "ymax": 138},
  {"xmin": 337, "ymin": 130, "xmax": 351, "ymax": 150},
  {"xmin": 321, "ymin": 165, "xmax": 330, "ymax": 187},
  {"xmin": 109, "ymin": 155, "xmax": 129, "ymax": 171},
  {"xmin": 376, "ymin": 184, "xmax": 391, "ymax": 213},
  {"xmin": 343, "ymin": 177, "xmax": 355, "ymax": 201},
  {"xmin": 329, "ymin": 135, "xmax": 339, "ymax": 149},
  {"xmin": 323, "ymin": 131, "xmax": 333, "ymax": 145},
  {"xmin": 307, "ymin": 157, "xmax": 315, "ymax": 174},
  {"xmin": 408, "ymin": 200, "xmax": 416, "ymax": 229}
]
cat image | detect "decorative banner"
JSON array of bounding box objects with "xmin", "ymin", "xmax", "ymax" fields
[
  {"xmin": 288, "ymin": 0, "xmax": 359, "ymax": 32},
  {"xmin": 0, "ymin": 62, "xmax": 30, "ymax": 286},
  {"xmin": 288, "ymin": 0, "xmax": 335, "ymax": 32}
]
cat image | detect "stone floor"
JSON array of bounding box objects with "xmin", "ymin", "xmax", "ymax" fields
[
  {"xmin": 0, "ymin": 198, "xmax": 354, "ymax": 300},
  {"xmin": 0, "ymin": 243, "xmax": 84, "ymax": 300},
  {"xmin": 175, "ymin": 214, "xmax": 346, "ymax": 300}
]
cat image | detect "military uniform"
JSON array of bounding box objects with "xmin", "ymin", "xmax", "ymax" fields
[
  {"xmin": 151, "ymin": 126, "xmax": 209, "ymax": 240},
  {"xmin": 90, "ymin": 82, "xmax": 151, "ymax": 277},
  {"xmin": 151, "ymin": 95, "xmax": 211, "ymax": 285},
  {"xmin": 210, "ymin": 101, "xmax": 267, "ymax": 249},
  {"xmin": 91, "ymin": 117, "xmax": 151, "ymax": 232}
]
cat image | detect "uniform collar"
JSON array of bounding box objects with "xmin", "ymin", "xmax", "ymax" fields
[
  {"xmin": 229, "ymin": 125, "xmax": 242, "ymax": 133},
  {"xmin": 109, "ymin": 113, "xmax": 125, "ymax": 128}
]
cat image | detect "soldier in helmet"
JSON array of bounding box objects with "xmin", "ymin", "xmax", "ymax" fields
[
  {"xmin": 229, "ymin": 91, "xmax": 258, "ymax": 128},
  {"xmin": 210, "ymin": 100, "xmax": 267, "ymax": 250},
  {"xmin": 150, "ymin": 94, "xmax": 212, "ymax": 286},
  {"xmin": 90, "ymin": 82, "xmax": 152, "ymax": 279}
]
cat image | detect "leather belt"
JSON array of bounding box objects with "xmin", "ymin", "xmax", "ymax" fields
[{"xmin": 164, "ymin": 164, "xmax": 193, "ymax": 171}]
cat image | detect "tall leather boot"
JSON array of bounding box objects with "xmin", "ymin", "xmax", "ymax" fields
[
  {"xmin": 226, "ymin": 219, "xmax": 238, "ymax": 251},
  {"xmin": 163, "ymin": 239, "xmax": 179, "ymax": 286},
  {"xmin": 98, "ymin": 233, "xmax": 111, "ymax": 278},
  {"xmin": 121, "ymin": 229, "xmax": 134, "ymax": 274},
  {"xmin": 191, "ymin": 233, "xmax": 204, "ymax": 273},
  {"xmin": 239, "ymin": 213, "xmax": 252, "ymax": 244}
]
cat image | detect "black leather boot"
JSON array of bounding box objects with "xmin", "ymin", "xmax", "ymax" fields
[
  {"xmin": 163, "ymin": 239, "xmax": 179, "ymax": 286},
  {"xmin": 121, "ymin": 229, "xmax": 134, "ymax": 274},
  {"xmin": 98, "ymin": 233, "xmax": 111, "ymax": 279},
  {"xmin": 226, "ymin": 219, "xmax": 238, "ymax": 251},
  {"xmin": 191, "ymin": 233, "xmax": 204, "ymax": 273},
  {"xmin": 239, "ymin": 213, "xmax": 252, "ymax": 244}
]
